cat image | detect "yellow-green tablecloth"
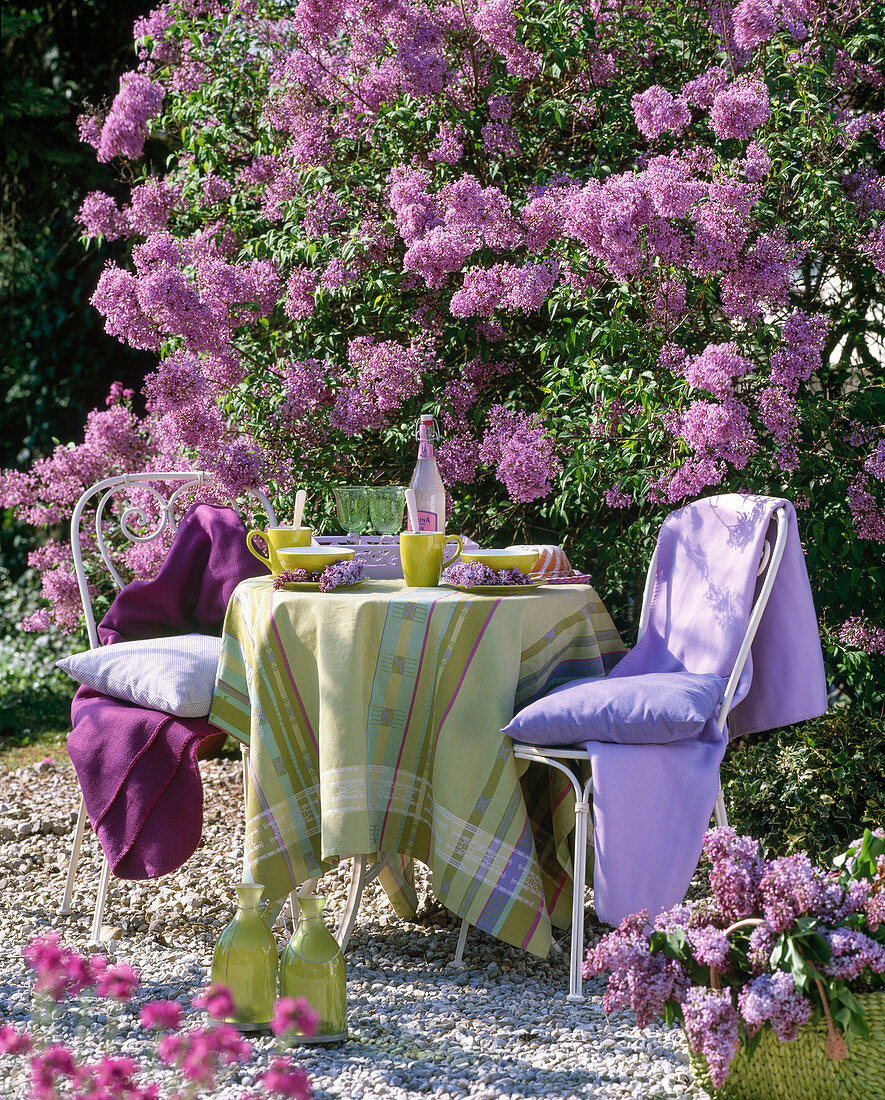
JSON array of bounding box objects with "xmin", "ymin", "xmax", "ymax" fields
[{"xmin": 209, "ymin": 578, "xmax": 625, "ymax": 957}]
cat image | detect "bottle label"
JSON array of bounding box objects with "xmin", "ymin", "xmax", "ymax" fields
[
  {"xmin": 417, "ymin": 442, "xmax": 433, "ymax": 459},
  {"xmin": 417, "ymin": 510, "xmax": 437, "ymax": 532}
]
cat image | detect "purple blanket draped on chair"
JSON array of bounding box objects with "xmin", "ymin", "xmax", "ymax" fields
[
  {"xmin": 68, "ymin": 503, "xmax": 268, "ymax": 879},
  {"xmin": 588, "ymin": 494, "xmax": 828, "ymax": 926}
]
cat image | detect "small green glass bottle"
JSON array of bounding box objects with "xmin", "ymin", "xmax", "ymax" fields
[
  {"xmin": 211, "ymin": 882, "xmax": 277, "ymax": 1031},
  {"xmin": 280, "ymin": 895, "xmax": 347, "ymax": 1043}
]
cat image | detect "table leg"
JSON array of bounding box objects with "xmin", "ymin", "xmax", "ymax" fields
[
  {"xmin": 453, "ymin": 919, "xmax": 470, "ymax": 967},
  {"xmin": 333, "ymin": 854, "xmax": 391, "ymax": 951},
  {"xmin": 240, "ymin": 744, "xmax": 251, "ymax": 881}
]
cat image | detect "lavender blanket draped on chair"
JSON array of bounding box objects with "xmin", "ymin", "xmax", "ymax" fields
[
  {"xmin": 587, "ymin": 494, "xmax": 828, "ymax": 925},
  {"xmin": 67, "ymin": 504, "xmax": 267, "ymax": 879}
]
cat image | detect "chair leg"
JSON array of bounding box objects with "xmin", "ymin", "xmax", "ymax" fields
[
  {"xmin": 335, "ymin": 856, "xmax": 368, "ymax": 951},
  {"xmin": 453, "ymin": 918, "xmax": 470, "ymax": 966},
  {"xmin": 714, "ymin": 786, "xmax": 729, "ymax": 828},
  {"xmin": 90, "ymin": 858, "xmax": 112, "ymax": 947},
  {"xmin": 60, "ymin": 797, "xmax": 89, "ymax": 915},
  {"xmin": 568, "ymin": 798, "xmax": 592, "ymax": 1002}
]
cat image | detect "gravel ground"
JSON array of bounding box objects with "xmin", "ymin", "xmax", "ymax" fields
[{"xmin": 0, "ymin": 756, "xmax": 704, "ymax": 1099}]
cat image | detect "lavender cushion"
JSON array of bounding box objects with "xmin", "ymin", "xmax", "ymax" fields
[{"xmin": 503, "ymin": 671, "xmax": 728, "ymax": 747}]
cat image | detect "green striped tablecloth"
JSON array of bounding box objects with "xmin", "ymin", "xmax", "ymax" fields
[{"xmin": 209, "ymin": 578, "xmax": 625, "ymax": 958}]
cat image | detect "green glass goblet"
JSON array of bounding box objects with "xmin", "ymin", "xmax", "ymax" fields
[
  {"xmin": 368, "ymin": 487, "xmax": 406, "ymax": 535},
  {"xmin": 332, "ymin": 487, "xmax": 369, "ymax": 541}
]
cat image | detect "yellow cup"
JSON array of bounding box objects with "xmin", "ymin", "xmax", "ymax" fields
[
  {"xmin": 400, "ymin": 532, "xmax": 463, "ymax": 588},
  {"xmin": 245, "ymin": 526, "xmax": 312, "ymax": 575}
]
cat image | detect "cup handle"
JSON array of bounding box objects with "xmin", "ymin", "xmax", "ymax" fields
[
  {"xmin": 245, "ymin": 529, "xmax": 270, "ymax": 564},
  {"xmin": 442, "ymin": 535, "xmax": 463, "ymax": 569}
]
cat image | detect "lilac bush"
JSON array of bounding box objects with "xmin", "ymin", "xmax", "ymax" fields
[
  {"xmin": 0, "ymin": 0, "xmax": 882, "ymax": 707},
  {"xmin": 584, "ymin": 826, "xmax": 885, "ymax": 1088}
]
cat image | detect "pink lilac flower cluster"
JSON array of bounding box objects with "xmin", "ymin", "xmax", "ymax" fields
[
  {"xmin": 703, "ymin": 827, "xmax": 767, "ymax": 923},
  {"xmin": 759, "ymin": 852, "xmax": 829, "ymax": 931},
  {"xmin": 441, "ymin": 561, "xmax": 531, "ymax": 586},
  {"xmin": 450, "ymin": 260, "xmax": 559, "ymax": 317},
  {"xmin": 769, "ymin": 311, "xmax": 830, "ymax": 392},
  {"xmin": 865, "ymin": 439, "xmax": 885, "ymax": 481},
  {"xmin": 682, "ymin": 987, "xmax": 740, "ymax": 1088},
  {"xmin": 77, "ymin": 191, "xmax": 127, "ymax": 240},
  {"xmin": 741, "ymin": 140, "xmax": 772, "ymax": 181},
  {"xmin": 260, "ymin": 1056, "xmax": 312, "ymax": 1099},
  {"xmin": 848, "ymin": 474, "xmax": 885, "ymax": 542},
  {"xmin": 709, "ymin": 77, "xmax": 771, "ymax": 140},
  {"xmin": 737, "ymin": 970, "xmax": 812, "ymax": 1040},
  {"xmin": 471, "ymin": 0, "xmax": 541, "ymax": 79},
  {"xmin": 87, "ymin": 71, "xmax": 164, "ymax": 163},
  {"xmin": 479, "ymin": 405, "xmax": 562, "ymax": 503},
  {"xmin": 271, "ymin": 996, "xmax": 320, "ymax": 1038},
  {"xmin": 682, "ymin": 67, "xmax": 729, "ymax": 109},
  {"xmin": 732, "ymin": 0, "xmax": 814, "ymax": 51},
  {"xmin": 22, "ymin": 932, "xmax": 104, "ymax": 1002},
  {"xmin": 332, "ymin": 337, "xmax": 430, "ymax": 433},
  {"xmin": 583, "ymin": 911, "xmax": 690, "ymax": 1027},
  {"xmin": 820, "ymin": 928, "xmax": 885, "ymax": 980},
  {"xmin": 839, "ymin": 615, "xmax": 885, "ymax": 655},
  {"xmin": 275, "ymin": 358, "xmax": 334, "ymax": 448},
  {"xmin": 127, "ymin": 178, "xmax": 180, "ymax": 236},
  {"xmin": 680, "ymin": 342, "xmax": 755, "ymax": 399},
  {"xmin": 631, "ymin": 85, "xmax": 691, "ymax": 141},
  {"xmin": 283, "ymin": 268, "xmax": 316, "ymax": 321},
  {"xmin": 272, "ymin": 559, "xmax": 365, "ymax": 591},
  {"xmin": 429, "ymin": 121, "xmax": 465, "ymax": 164},
  {"xmin": 603, "ymin": 484, "xmax": 633, "ymax": 508}
]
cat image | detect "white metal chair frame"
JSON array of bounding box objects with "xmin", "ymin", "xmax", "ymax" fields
[{"xmin": 453, "ymin": 506, "xmax": 789, "ymax": 1001}]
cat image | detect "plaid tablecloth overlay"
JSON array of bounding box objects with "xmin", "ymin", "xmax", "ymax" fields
[{"xmin": 209, "ymin": 578, "xmax": 625, "ymax": 957}]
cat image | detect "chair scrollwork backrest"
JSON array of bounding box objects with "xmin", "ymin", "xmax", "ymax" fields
[{"xmin": 71, "ymin": 471, "xmax": 277, "ymax": 649}]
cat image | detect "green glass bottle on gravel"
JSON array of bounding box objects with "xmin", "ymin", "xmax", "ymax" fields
[
  {"xmin": 280, "ymin": 895, "xmax": 347, "ymax": 1043},
  {"xmin": 211, "ymin": 882, "xmax": 277, "ymax": 1031}
]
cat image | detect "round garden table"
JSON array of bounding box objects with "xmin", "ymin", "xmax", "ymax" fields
[{"xmin": 208, "ymin": 577, "xmax": 625, "ymax": 957}]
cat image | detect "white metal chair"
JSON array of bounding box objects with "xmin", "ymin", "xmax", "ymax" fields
[
  {"xmin": 453, "ymin": 505, "xmax": 789, "ymax": 1000},
  {"xmin": 59, "ymin": 471, "xmax": 277, "ymax": 944},
  {"xmin": 59, "ymin": 472, "xmax": 404, "ymax": 949}
]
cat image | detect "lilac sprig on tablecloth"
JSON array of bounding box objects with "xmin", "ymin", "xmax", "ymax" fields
[
  {"xmin": 441, "ymin": 561, "xmax": 531, "ymax": 586},
  {"xmin": 272, "ymin": 559, "xmax": 364, "ymax": 592}
]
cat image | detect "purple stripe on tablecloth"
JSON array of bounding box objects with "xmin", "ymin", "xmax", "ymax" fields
[
  {"xmin": 603, "ymin": 647, "xmax": 628, "ymax": 673},
  {"xmin": 379, "ymin": 598, "xmax": 442, "ymax": 845},
  {"xmin": 548, "ymin": 868, "xmax": 570, "ymax": 915},
  {"xmin": 474, "ymin": 817, "xmax": 541, "ymax": 947},
  {"xmin": 433, "ymin": 599, "xmax": 501, "ymax": 752},
  {"xmin": 247, "ymin": 758, "xmax": 298, "ymax": 892},
  {"xmin": 270, "ymin": 616, "xmax": 318, "ymax": 755},
  {"xmin": 516, "ymin": 652, "xmax": 606, "ymax": 706}
]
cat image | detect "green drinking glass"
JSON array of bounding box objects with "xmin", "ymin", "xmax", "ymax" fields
[
  {"xmin": 332, "ymin": 487, "xmax": 369, "ymax": 539},
  {"xmin": 279, "ymin": 896, "xmax": 347, "ymax": 1043},
  {"xmin": 368, "ymin": 486, "xmax": 406, "ymax": 534},
  {"xmin": 211, "ymin": 882, "xmax": 277, "ymax": 1031}
]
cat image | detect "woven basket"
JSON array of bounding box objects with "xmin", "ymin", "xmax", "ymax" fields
[{"xmin": 688, "ymin": 992, "xmax": 885, "ymax": 1100}]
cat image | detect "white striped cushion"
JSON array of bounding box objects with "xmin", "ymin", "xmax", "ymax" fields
[{"xmin": 57, "ymin": 633, "xmax": 222, "ymax": 718}]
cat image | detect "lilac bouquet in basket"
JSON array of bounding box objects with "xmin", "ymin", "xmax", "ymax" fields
[{"xmin": 584, "ymin": 827, "xmax": 885, "ymax": 1088}]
